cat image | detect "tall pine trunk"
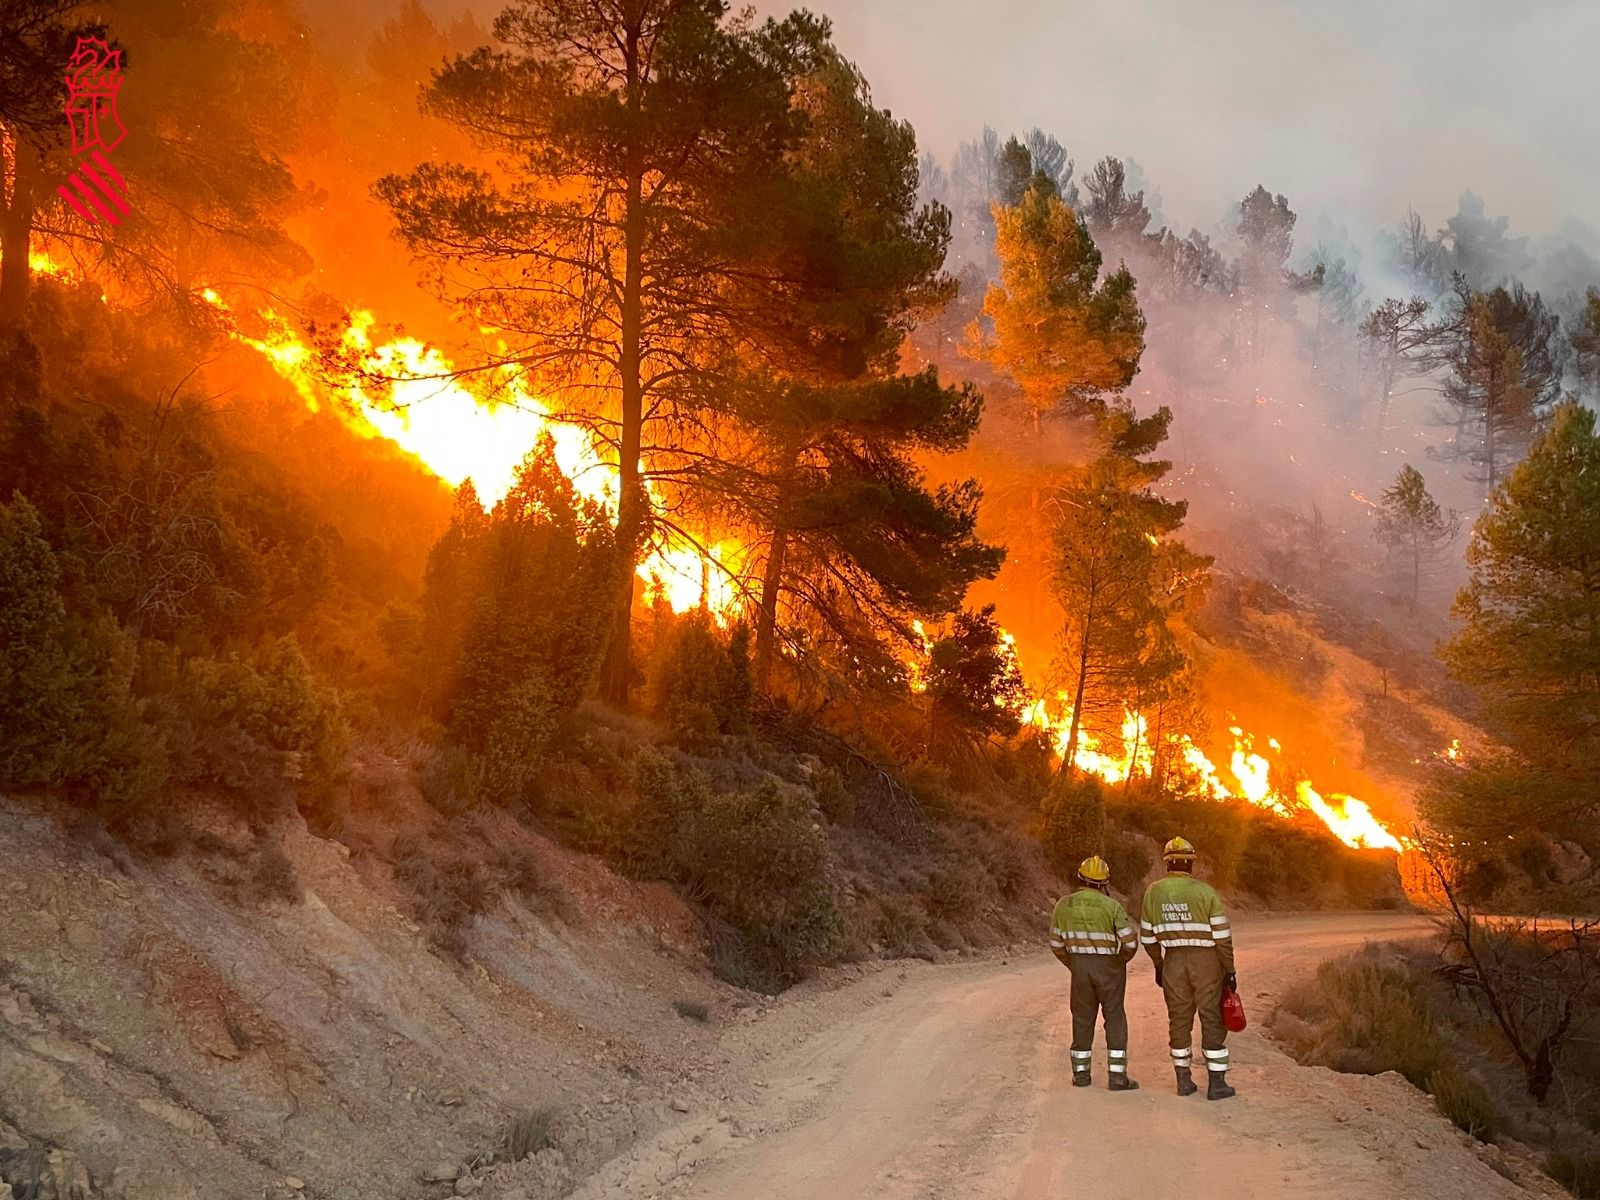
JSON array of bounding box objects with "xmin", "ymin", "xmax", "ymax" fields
[
  {"xmin": 754, "ymin": 526, "xmax": 787, "ymax": 692},
  {"xmin": 0, "ymin": 142, "xmax": 41, "ymax": 330},
  {"xmin": 599, "ymin": 31, "xmax": 646, "ymax": 706}
]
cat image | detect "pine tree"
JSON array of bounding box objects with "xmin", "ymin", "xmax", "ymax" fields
[
  {"xmin": 974, "ymin": 179, "xmax": 1146, "ymax": 431},
  {"xmin": 1571, "ymin": 287, "xmax": 1600, "ymax": 402},
  {"xmin": 1082, "ymin": 156, "xmax": 1152, "ymax": 247},
  {"xmin": 925, "ymin": 604, "xmax": 1027, "ymax": 751},
  {"xmin": 1360, "ymin": 296, "xmax": 1447, "ymax": 438},
  {"xmin": 1235, "ymin": 185, "xmax": 1298, "ymax": 361},
  {"xmin": 1049, "ymin": 408, "xmax": 1211, "ymax": 771},
  {"xmin": 1441, "ymin": 402, "xmax": 1600, "ymax": 812},
  {"xmin": 1374, "ymin": 464, "xmax": 1460, "ymax": 611},
  {"xmin": 381, "ymin": 5, "xmax": 950, "ymax": 704},
  {"xmin": 1443, "ymin": 292, "xmax": 1544, "ymax": 491},
  {"xmin": 711, "ymin": 372, "xmax": 1001, "ymax": 690}
]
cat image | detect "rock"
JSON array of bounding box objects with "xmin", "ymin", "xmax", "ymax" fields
[
  {"xmin": 284, "ymin": 1177, "xmax": 305, "ymax": 1191},
  {"xmin": 0, "ymin": 1120, "xmax": 26, "ymax": 1153},
  {"xmin": 422, "ymin": 1163, "xmax": 459, "ymax": 1183},
  {"xmin": 453, "ymin": 1178, "xmax": 481, "ymax": 1197},
  {"xmin": 8, "ymin": 1148, "xmax": 93, "ymax": 1200},
  {"xmin": 670, "ymin": 1098, "xmax": 690, "ymax": 1114}
]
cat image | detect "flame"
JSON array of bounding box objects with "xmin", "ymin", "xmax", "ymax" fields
[
  {"xmin": 1295, "ymin": 782, "xmax": 1403, "ymax": 852},
  {"xmin": 1022, "ymin": 699, "xmax": 1403, "ymax": 851},
  {"xmin": 204, "ymin": 294, "xmax": 744, "ymax": 620}
]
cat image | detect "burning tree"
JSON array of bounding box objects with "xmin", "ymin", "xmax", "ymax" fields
[
  {"xmin": 1, "ymin": 0, "xmax": 311, "ymax": 326},
  {"xmin": 1048, "ymin": 407, "xmax": 1211, "ymax": 771},
  {"xmin": 379, "ymin": 0, "xmax": 959, "ymax": 704}
]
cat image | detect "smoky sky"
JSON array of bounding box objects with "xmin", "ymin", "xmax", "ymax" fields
[{"xmin": 750, "ymin": 0, "xmax": 1600, "ymax": 245}]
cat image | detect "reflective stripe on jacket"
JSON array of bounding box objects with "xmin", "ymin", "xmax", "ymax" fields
[
  {"xmin": 1138, "ymin": 872, "xmax": 1235, "ymax": 971},
  {"xmin": 1050, "ymin": 888, "xmax": 1139, "ymax": 961}
]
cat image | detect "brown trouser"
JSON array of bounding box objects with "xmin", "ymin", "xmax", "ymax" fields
[
  {"xmin": 1161, "ymin": 946, "xmax": 1229, "ymax": 1073},
  {"xmin": 1068, "ymin": 954, "xmax": 1129, "ymax": 1073}
]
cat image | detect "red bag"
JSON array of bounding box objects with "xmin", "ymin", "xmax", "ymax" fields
[{"xmin": 1221, "ymin": 985, "xmax": 1248, "ymax": 1033}]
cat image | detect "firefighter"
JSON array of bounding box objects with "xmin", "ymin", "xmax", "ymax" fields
[
  {"xmin": 1049, "ymin": 855, "xmax": 1141, "ymax": 1091},
  {"xmin": 1139, "ymin": 836, "xmax": 1238, "ymax": 1100}
]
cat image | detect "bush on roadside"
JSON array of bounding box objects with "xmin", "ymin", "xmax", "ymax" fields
[
  {"xmin": 1548, "ymin": 1153, "xmax": 1600, "ymax": 1199},
  {"xmin": 1281, "ymin": 957, "xmax": 1445, "ymax": 1088},
  {"xmin": 634, "ymin": 753, "xmax": 846, "ymax": 987},
  {"xmin": 1428, "ymin": 1065, "xmax": 1499, "ymax": 1141}
]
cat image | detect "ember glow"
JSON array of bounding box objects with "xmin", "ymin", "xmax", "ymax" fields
[{"xmin": 1023, "ymin": 697, "xmax": 1404, "ymax": 851}]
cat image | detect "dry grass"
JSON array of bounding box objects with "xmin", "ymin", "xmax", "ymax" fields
[{"xmin": 500, "ymin": 1106, "xmax": 560, "ymax": 1163}]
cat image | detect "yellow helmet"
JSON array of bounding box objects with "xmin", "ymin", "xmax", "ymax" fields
[
  {"xmin": 1077, "ymin": 855, "xmax": 1111, "ymax": 884},
  {"xmin": 1162, "ymin": 836, "xmax": 1197, "ymax": 862}
]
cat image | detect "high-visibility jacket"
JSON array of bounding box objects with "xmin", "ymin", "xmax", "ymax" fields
[
  {"xmin": 1050, "ymin": 887, "xmax": 1139, "ymax": 963},
  {"xmin": 1139, "ymin": 871, "xmax": 1235, "ymax": 973}
]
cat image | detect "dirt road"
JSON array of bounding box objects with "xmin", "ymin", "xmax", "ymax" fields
[{"xmin": 568, "ymin": 913, "xmax": 1564, "ymax": 1200}]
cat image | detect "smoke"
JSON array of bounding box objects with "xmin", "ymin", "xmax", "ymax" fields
[{"xmin": 750, "ymin": 1, "xmax": 1599, "ymax": 241}]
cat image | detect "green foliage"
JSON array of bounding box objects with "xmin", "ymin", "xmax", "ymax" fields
[
  {"xmin": 977, "ymin": 177, "xmax": 1146, "ymax": 423},
  {"xmin": 1438, "ymin": 402, "xmax": 1600, "ymax": 837},
  {"xmin": 1428, "ymin": 1065, "xmax": 1499, "ymax": 1142},
  {"xmin": 650, "ymin": 613, "xmax": 753, "ymax": 744},
  {"xmin": 0, "ymin": 494, "xmax": 158, "ymax": 804},
  {"xmin": 1049, "ymin": 411, "xmax": 1211, "ymax": 767},
  {"xmin": 421, "ymin": 443, "xmax": 617, "ymax": 802},
  {"xmin": 186, "ymin": 638, "xmax": 346, "ymax": 783},
  {"xmin": 1040, "ymin": 772, "xmax": 1107, "ymax": 877},
  {"xmin": 633, "ymin": 753, "xmax": 846, "ymax": 987},
  {"xmin": 1374, "ymin": 464, "xmax": 1460, "ymax": 610},
  {"xmin": 1301, "ymin": 958, "xmax": 1446, "ymax": 1088},
  {"xmin": 925, "ymin": 605, "xmax": 1026, "ymax": 749}
]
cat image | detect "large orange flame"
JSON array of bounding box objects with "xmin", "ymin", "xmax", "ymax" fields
[
  {"xmin": 204, "ymin": 293, "xmax": 746, "ymax": 619},
  {"xmin": 1022, "ymin": 697, "xmax": 1403, "ymax": 851}
]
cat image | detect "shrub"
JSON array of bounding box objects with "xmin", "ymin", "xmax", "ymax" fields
[
  {"xmin": 812, "ymin": 766, "xmax": 855, "ymax": 825},
  {"xmin": 649, "ymin": 612, "xmax": 752, "ymax": 744},
  {"xmin": 390, "ymin": 833, "xmax": 496, "ymax": 959},
  {"xmin": 420, "ymin": 745, "xmax": 487, "ymax": 817},
  {"xmin": 1548, "ymin": 1153, "xmax": 1600, "ymax": 1199},
  {"xmin": 1105, "ymin": 828, "xmax": 1155, "ymax": 894},
  {"xmin": 927, "ymin": 858, "xmax": 988, "ymax": 920},
  {"xmin": 875, "ymin": 894, "xmax": 932, "ymax": 959},
  {"xmin": 1297, "ymin": 958, "xmax": 1446, "ymax": 1088},
  {"xmin": 672, "ymin": 999, "xmax": 710, "ymax": 1022},
  {"xmin": 634, "ymin": 753, "xmax": 846, "ymax": 986},
  {"xmin": 185, "ymin": 637, "xmax": 346, "ymax": 787},
  {"xmin": 0, "ymin": 495, "xmax": 160, "ymax": 807},
  {"xmin": 1040, "ymin": 772, "xmax": 1107, "ymax": 877},
  {"xmin": 1428, "ymin": 1065, "xmax": 1499, "ymax": 1141},
  {"xmin": 500, "ymin": 1107, "xmax": 559, "ymax": 1163},
  {"xmin": 240, "ymin": 843, "xmax": 303, "ymax": 907}
]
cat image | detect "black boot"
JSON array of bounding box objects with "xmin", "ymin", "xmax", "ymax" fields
[
  {"xmin": 1174, "ymin": 1066, "xmax": 1198, "ymax": 1096},
  {"xmin": 1072, "ymin": 1070, "xmax": 1092, "ymax": 1088},
  {"xmin": 1206, "ymin": 1071, "xmax": 1236, "ymax": 1101},
  {"xmin": 1108, "ymin": 1072, "xmax": 1139, "ymax": 1092}
]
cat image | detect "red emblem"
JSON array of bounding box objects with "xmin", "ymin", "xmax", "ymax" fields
[
  {"xmin": 57, "ymin": 37, "xmax": 130, "ymax": 226},
  {"xmin": 64, "ymin": 37, "xmax": 127, "ymax": 156}
]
